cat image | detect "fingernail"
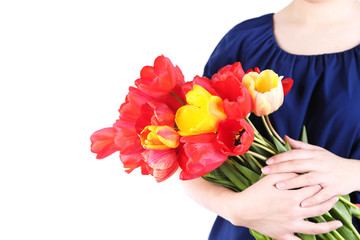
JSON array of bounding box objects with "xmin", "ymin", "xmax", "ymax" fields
[
  {"xmin": 336, "ymin": 221, "xmax": 343, "ymax": 228},
  {"xmin": 301, "ymin": 201, "xmax": 309, "ymax": 207},
  {"xmin": 266, "ymin": 158, "xmax": 274, "ymax": 164},
  {"xmin": 261, "ymin": 166, "xmax": 270, "ymax": 174},
  {"xmin": 276, "ymin": 182, "xmax": 285, "ymax": 189}
]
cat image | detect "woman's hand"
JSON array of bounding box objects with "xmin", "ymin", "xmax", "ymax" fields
[
  {"xmin": 261, "ymin": 136, "xmax": 360, "ymax": 207},
  {"xmin": 226, "ymin": 173, "xmax": 341, "ymax": 240}
]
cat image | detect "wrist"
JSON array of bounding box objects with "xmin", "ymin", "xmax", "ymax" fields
[{"xmin": 221, "ymin": 191, "xmax": 253, "ymax": 227}]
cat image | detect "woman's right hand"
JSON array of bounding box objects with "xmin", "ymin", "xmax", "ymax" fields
[{"xmin": 225, "ymin": 173, "xmax": 342, "ymax": 240}]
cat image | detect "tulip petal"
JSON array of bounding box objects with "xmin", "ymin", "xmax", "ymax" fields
[
  {"xmin": 135, "ymin": 55, "xmax": 184, "ymax": 98},
  {"xmin": 242, "ymin": 70, "xmax": 285, "ymax": 116},
  {"xmin": 90, "ymin": 127, "xmax": 119, "ymax": 159},
  {"xmin": 282, "ymin": 78, "xmax": 294, "ymax": 96},
  {"xmin": 175, "ymin": 105, "xmax": 219, "ymax": 136},
  {"xmin": 178, "ymin": 133, "xmax": 228, "ymax": 180},
  {"xmin": 142, "ymin": 149, "xmax": 179, "ymax": 182},
  {"xmin": 217, "ymin": 119, "xmax": 254, "ymax": 155},
  {"xmin": 156, "ymin": 126, "xmax": 180, "ymax": 148},
  {"xmin": 140, "ymin": 125, "xmax": 179, "ymax": 149},
  {"xmin": 120, "ymin": 151, "xmax": 147, "ymax": 174}
]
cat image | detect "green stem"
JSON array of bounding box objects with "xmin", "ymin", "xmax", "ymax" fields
[
  {"xmin": 339, "ymin": 195, "xmax": 359, "ymax": 209},
  {"xmin": 232, "ymin": 155, "xmax": 246, "ymax": 164},
  {"xmin": 253, "ymin": 130, "xmax": 277, "ymax": 150},
  {"xmin": 331, "ymin": 229, "xmax": 345, "ymax": 240},
  {"xmin": 246, "ymin": 150, "xmax": 268, "ymax": 161},
  {"xmin": 348, "ymin": 224, "xmax": 360, "ymax": 240},
  {"xmin": 245, "ymin": 116, "xmax": 261, "ymax": 135},
  {"xmin": 246, "ymin": 116, "xmax": 277, "ymax": 151},
  {"xmin": 246, "ymin": 153, "xmax": 265, "ymax": 169},
  {"xmin": 261, "ymin": 116, "xmax": 275, "ymax": 139},
  {"xmin": 316, "ymin": 234, "xmax": 327, "ymax": 240},
  {"xmin": 265, "ymin": 115, "xmax": 285, "ymax": 145},
  {"xmin": 252, "ymin": 142, "xmax": 277, "ymax": 155},
  {"xmin": 170, "ymin": 91, "xmax": 186, "ymax": 105}
]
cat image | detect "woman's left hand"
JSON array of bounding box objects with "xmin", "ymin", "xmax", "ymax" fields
[{"xmin": 261, "ymin": 136, "xmax": 360, "ymax": 207}]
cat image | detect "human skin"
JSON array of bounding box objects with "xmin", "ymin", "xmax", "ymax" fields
[
  {"xmin": 262, "ymin": 137, "xmax": 360, "ymax": 208},
  {"xmin": 182, "ymin": 0, "xmax": 360, "ymax": 240}
]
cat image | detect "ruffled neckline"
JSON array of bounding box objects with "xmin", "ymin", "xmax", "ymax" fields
[{"xmin": 267, "ymin": 13, "xmax": 360, "ymax": 58}]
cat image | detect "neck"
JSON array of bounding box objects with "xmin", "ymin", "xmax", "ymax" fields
[{"xmin": 286, "ymin": 0, "xmax": 360, "ymax": 24}]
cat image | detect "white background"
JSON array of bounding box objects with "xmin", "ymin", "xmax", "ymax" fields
[{"xmin": 0, "ymin": 1, "xmax": 290, "ymax": 239}]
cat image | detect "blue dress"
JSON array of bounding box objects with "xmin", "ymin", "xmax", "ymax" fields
[{"xmin": 204, "ymin": 13, "xmax": 360, "ymax": 239}]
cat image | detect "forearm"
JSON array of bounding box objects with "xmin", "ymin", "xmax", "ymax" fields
[
  {"xmin": 350, "ymin": 159, "xmax": 360, "ymax": 192},
  {"xmin": 181, "ymin": 177, "xmax": 238, "ymax": 222}
]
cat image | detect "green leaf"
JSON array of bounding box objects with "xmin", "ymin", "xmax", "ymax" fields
[
  {"xmin": 322, "ymin": 212, "xmax": 357, "ymax": 239},
  {"xmin": 249, "ymin": 229, "xmax": 271, "ymax": 240},
  {"xmin": 231, "ymin": 160, "xmax": 260, "ymax": 185},
  {"xmin": 329, "ymin": 200, "xmax": 360, "ymax": 239},
  {"xmin": 201, "ymin": 176, "xmax": 239, "ymax": 192},
  {"xmin": 250, "ymin": 144, "xmax": 273, "ymax": 159},
  {"xmin": 329, "ymin": 200, "xmax": 354, "ymax": 230},
  {"xmin": 284, "ymin": 141, "xmax": 292, "ymax": 151},
  {"xmin": 245, "ymin": 154, "xmax": 263, "ymax": 174},
  {"xmin": 315, "ymin": 234, "xmax": 328, "ymax": 240},
  {"xmin": 271, "ymin": 135, "xmax": 287, "ymax": 153},
  {"xmin": 351, "ymin": 207, "xmax": 360, "ymax": 219},
  {"xmin": 297, "ymin": 233, "xmax": 316, "ymax": 240},
  {"xmin": 218, "ymin": 161, "xmax": 250, "ymax": 191},
  {"xmin": 301, "ymin": 125, "xmax": 309, "ymax": 143}
]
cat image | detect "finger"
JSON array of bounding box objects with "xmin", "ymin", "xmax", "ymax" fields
[
  {"xmin": 296, "ymin": 219, "xmax": 342, "ymax": 236},
  {"xmin": 264, "ymin": 172, "xmax": 299, "ymax": 184},
  {"xmin": 284, "ymin": 136, "xmax": 322, "ymax": 150},
  {"xmin": 295, "ymin": 185, "xmax": 322, "ymax": 200},
  {"xmin": 266, "ymin": 149, "xmax": 314, "ymax": 165},
  {"xmin": 262, "ymin": 159, "xmax": 314, "ymax": 175},
  {"xmin": 301, "ymin": 188, "xmax": 337, "ymax": 207},
  {"xmin": 276, "ymin": 173, "xmax": 319, "ymax": 190},
  {"xmin": 301, "ymin": 196, "xmax": 339, "ymax": 218}
]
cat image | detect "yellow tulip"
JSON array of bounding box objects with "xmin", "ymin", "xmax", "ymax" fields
[
  {"xmin": 242, "ymin": 70, "xmax": 284, "ymax": 116},
  {"xmin": 175, "ymin": 85, "xmax": 227, "ymax": 136}
]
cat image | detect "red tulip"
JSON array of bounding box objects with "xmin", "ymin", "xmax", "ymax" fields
[
  {"xmin": 178, "ymin": 133, "xmax": 228, "ymax": 180},
  {"xmin": 134, "ymin": 101, "xmax": 175, "ymax": 134},
  {"xmin": 135, "ymin": 55, "xmax": 185, "ymax": 98},
  {"xmin": 90, "ymin": 127, "xmax": 119, "ymax": 159},
  {"xmin": 93, "ymin": 86, "xmax": 181, "ymax": 180},
  {"xmin": 212, "ymin": 70, "xmax": 252, "ymax": 120},
  {"xmin": 120, "ymin": 150, "xmax": 150, "ymax": 175},
  {"xmin": 217, "ymin": 118, "xmax": 254, "ymax": 155},
  {"xmin": 217, "ymin": 62, "xmax": 246, "ymax": 80},
  {"xmin": 115, "ymin": 99, "xmax": 179, "ymax": 180}
]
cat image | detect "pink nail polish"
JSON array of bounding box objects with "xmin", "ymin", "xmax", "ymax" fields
[{"xmin": 276, "ymin": 182, "xmax": 285, "ymax": 189}]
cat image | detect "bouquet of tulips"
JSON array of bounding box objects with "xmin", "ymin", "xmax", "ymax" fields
[{"xmin": 90, "ymin": 55, "xmax": 360, "ymax": 239}]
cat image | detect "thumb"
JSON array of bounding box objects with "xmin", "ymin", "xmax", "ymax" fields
[{"xmin": 284, "ymin": 135, "xmax": 320, "ymax": 150}]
